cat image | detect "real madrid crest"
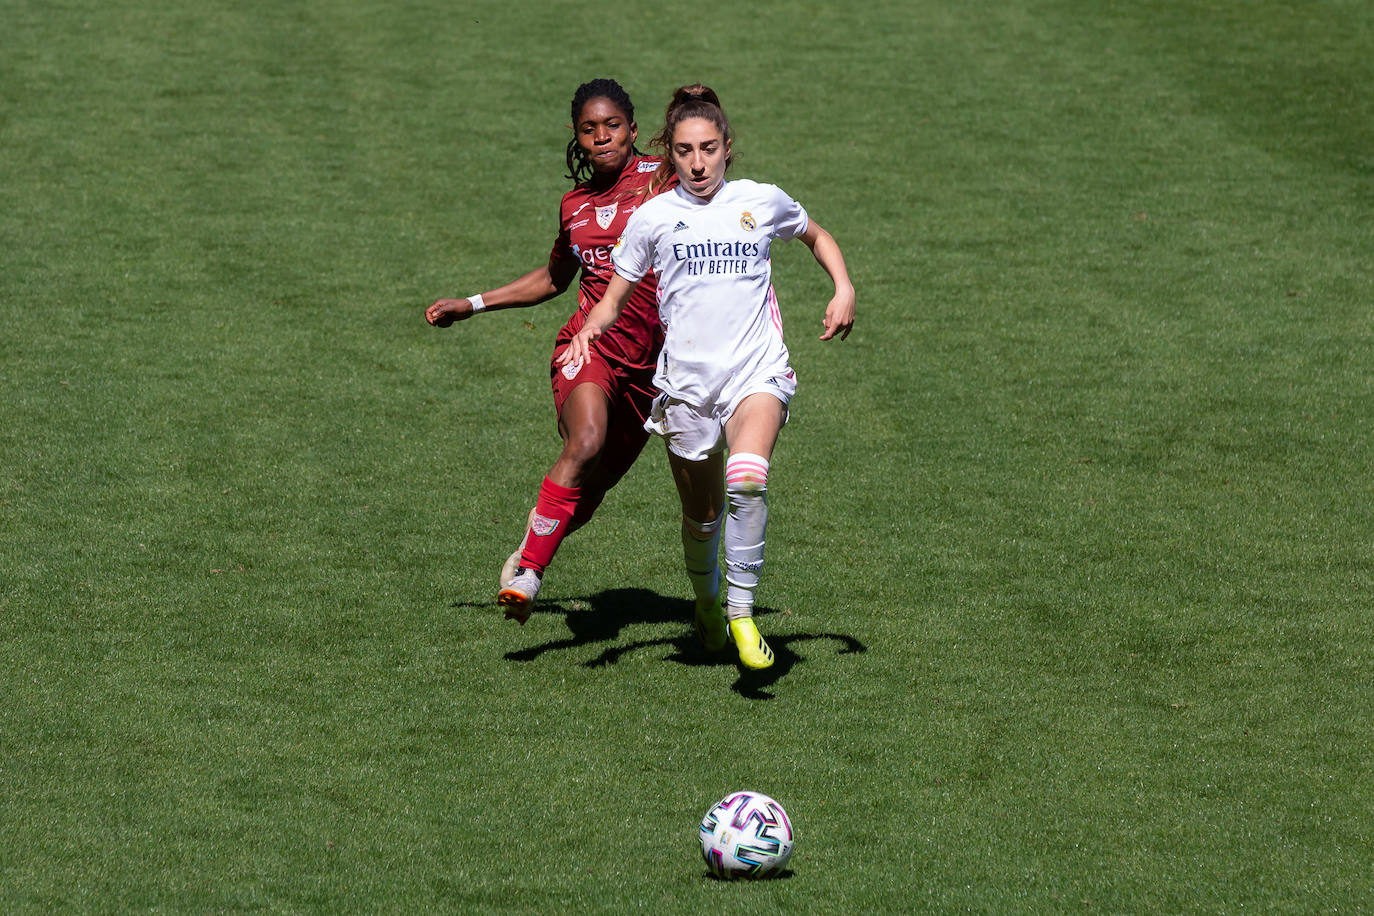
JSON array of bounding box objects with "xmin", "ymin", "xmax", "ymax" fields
[
  {"xmin": 596, "ymin": 202, "xmax": 618, "ymax": 230},
  {"xmin": 739, "ymin": 211, "xmax": 756, "ymax": 231}
]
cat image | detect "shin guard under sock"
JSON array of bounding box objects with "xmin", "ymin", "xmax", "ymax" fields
[
  {"xmin": 724, "ymin": 452, "xmax": 769, "ymax": 611},
  {"xmin": 519, "ymin": 477, "xmax": 580, "ymax": 575}
]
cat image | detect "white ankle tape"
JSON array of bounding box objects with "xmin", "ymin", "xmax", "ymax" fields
[{"xmin": 683, "ymin": 514, "xmax": 723, "ymax": 537}]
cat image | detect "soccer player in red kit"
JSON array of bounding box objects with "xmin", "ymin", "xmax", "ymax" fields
[{"xmin": 426, "ymin": 79, "xmax": 671, "ymax": 623}]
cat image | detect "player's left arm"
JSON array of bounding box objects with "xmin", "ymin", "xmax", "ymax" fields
[{"xmin": 797, "ymin": 220, "xmax": 855, "ymax": 341}]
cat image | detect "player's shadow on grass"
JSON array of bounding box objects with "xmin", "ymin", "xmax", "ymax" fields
[{"xmin": 501, "ymin": 587, "xmax": 865, "ymax": 700}]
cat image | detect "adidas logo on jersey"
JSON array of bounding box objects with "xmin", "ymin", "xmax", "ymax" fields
[{"xmin": 672, "ymin": 221, "xmax": 688, "ymax": 232}]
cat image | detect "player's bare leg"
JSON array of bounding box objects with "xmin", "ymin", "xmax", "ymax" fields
[
  {"xmin": 669, "ymin": 449, "xmax": 728, "ymax": 651},
  {"xmin": 498, "ymin": 384, "xmax": 610, "ymax": 623}
]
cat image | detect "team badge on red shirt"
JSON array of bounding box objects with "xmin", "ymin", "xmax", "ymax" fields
[{"xmin": 596, "ymin": 202, "xmax": 618, "ymax": 230}]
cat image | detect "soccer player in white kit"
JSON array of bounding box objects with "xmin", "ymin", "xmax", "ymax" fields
[{"xmin": 559, "ymin": 84, "xmax": 855, "ymax": 669}]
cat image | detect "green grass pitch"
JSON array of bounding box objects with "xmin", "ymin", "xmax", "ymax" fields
[{"xmin": 2, "ymin": 0, "xmax": 1371, "ymax": 910}]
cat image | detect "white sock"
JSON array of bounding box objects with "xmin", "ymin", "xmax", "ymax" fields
[
  {"xmin": 724, "ymin": 452, "xmax": 769, "ymax": 613},
  {"xmin": 681, "ymin": 514, "xmax": 722, "ymax": 605}
]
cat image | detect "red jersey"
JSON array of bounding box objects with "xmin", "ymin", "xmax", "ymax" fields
[{"xmin": 548, "ymin": 154, "xmax": 668, "ymax": 372}]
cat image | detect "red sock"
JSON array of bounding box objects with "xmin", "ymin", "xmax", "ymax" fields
[
  {"xmin": 519, "ymin": 477, "xmax": 580, "ymax": 575},
  {"xmin": 567, "ymin": 486, "xmax": 605, "ymax": 535}
]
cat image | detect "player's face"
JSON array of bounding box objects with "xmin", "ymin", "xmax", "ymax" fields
[
  {"xmin": 575, "ymin": 97, "xmax": 637, "ymax": 177},
  {"xmin": 670, "ymin": 117, "xmax": 730, "ymax": 201}
]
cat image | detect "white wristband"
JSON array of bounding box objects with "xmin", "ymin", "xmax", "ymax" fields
[{"xmin": 467, "ymin": 294, "xmax": 486, "ymax": 313}]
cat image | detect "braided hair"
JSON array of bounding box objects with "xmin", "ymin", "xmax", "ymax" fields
[
  {"xmin": 648, "ymin": 83, "xmax": 732, "ymax": 196},
  {"xmin": 564, "ymin": 78, "xmax": 640, "ymax": 183}
]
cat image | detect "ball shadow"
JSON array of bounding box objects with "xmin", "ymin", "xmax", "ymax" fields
[{"xmin": 700, "ymin": 868, "xmax": 796, "ymax": 882}]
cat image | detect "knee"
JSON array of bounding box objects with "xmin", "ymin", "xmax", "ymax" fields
[
  {"xmin": 682, "ymin": 514, "xmax": 722, "ymax": 541},
  {"xmin": 560, "ymin": 425, "xmax": 606, "ymax": 470},
  {"xmin": 725, "ymin": 453, "xmax": 769, "ymax": 499},
  {"xmin": 727, "ymin": 476, "xmax": 766, "ymax": 499}
]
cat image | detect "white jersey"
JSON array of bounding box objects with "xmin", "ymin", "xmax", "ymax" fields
[{"xmin": 612, "ymin": 179, "xmax": 809, "ymax": 410}]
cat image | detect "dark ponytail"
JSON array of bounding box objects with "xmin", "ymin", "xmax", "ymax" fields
[{"xmin": 649, "ymin": 83, "xmax": 732, "ymax": 195}]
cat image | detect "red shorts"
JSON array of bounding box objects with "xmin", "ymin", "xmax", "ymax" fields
[{"xmin": 549, "ymin": 343, "xmax": 659, "ymax": 485}]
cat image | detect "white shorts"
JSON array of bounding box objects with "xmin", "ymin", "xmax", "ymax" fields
[{"xmin": 644, "ymin": 367, "xmax": 797, "ymax": 461}]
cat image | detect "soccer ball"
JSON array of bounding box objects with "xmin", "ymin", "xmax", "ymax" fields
[{"xmin": 698, "ymin": 791, "xmax": 795, "ymax": 879}]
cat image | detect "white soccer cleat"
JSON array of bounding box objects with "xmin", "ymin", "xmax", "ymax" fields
[
  {"xmin": 499, "ymin": 549, "xmax": 522, "ymax": 590},
  {"xmin": 499, "ymin": 508, "xmax": 537, "ymax": 589},
  {"xmin": 497, "ymin": 567, "xmax": 541, "ymax": 624}
]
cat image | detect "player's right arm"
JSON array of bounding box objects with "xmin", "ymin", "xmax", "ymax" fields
[{"xmin": 425, "ymin": 258, "xmax": 580, "ymax": 327}]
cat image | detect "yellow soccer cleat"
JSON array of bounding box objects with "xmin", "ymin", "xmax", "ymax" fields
[
  {"xmin": 694, "ymin": 593, "xmax": 728, "ymax": 652},
  {"xmin": 729, "ymin": 617, "xmax": 774, "ymax": 670}
]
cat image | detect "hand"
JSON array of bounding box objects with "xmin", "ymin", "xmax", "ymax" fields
[
  {"xmin": 556, "ymin": 326, "xmax": 600, "ymax": 368},
  {"xmin": 425, "ymin": 298, "xmax": 478, "ymax": 327},
  {"xmin": 819, "ymin": 286, "xmax": 855, "ymax": 341}
]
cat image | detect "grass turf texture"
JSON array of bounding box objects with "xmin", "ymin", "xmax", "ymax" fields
[{"xmin": 2, "ymin": 0, "xmax": 1372, "ymax": 910}]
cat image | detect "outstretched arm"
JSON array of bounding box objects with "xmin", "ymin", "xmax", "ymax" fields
[
  {"xmin": 555, "ymin": 273, "xmax": 639, "ymax": 366},
  {"xmin": 425, "ymin": 258, "xmax": 580, "ymax": 327},
  {"xmin": 798, "ymin": 220, "xmax": 855, "ymax": 341}
]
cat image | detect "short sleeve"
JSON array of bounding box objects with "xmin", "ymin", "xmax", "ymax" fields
[
  {"xmin": 548, "ymin": 222, "xmax": 576, "ymax": 270},
  {"xmin": 771, "ymin": 185, "xmax": 809, "ymax": 241},
  {"xmin": 611, "ymin": 208, "xmax": 654, "ymax": 282},
  {"xmin": 548, "ymin": 195, "xmax": 577, "ymax": 269}
]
